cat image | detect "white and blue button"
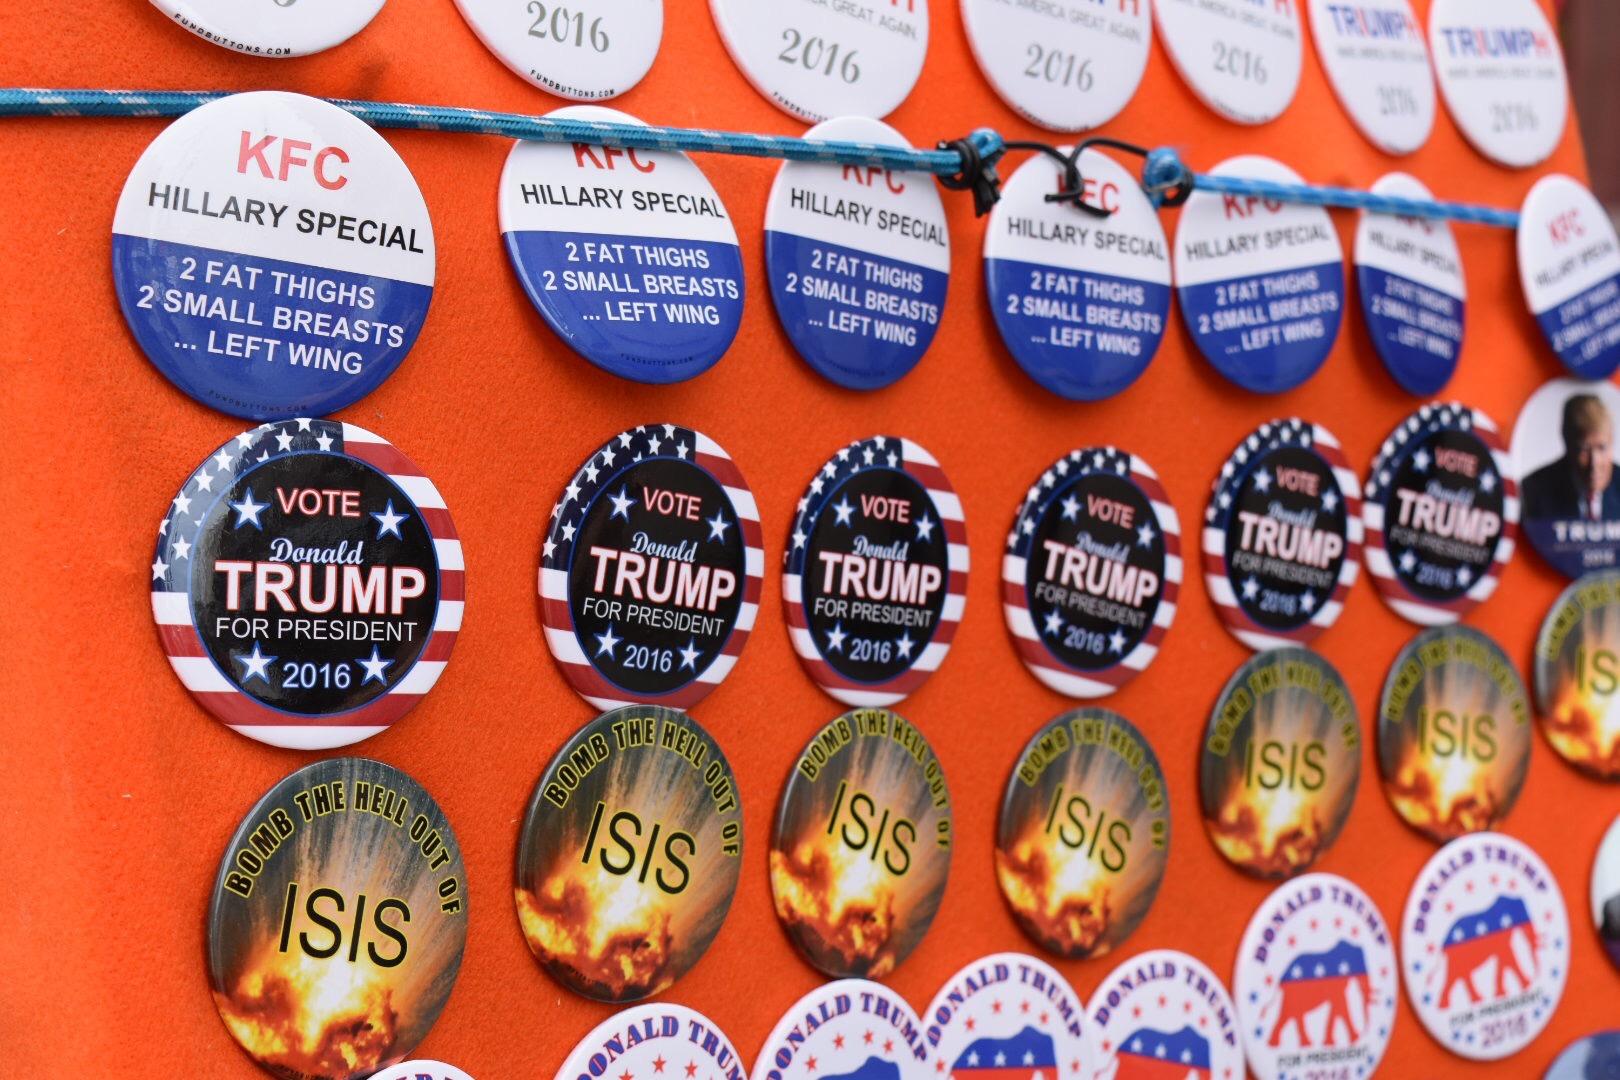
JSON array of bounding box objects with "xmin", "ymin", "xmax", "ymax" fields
[{"xmin": 1518, "ymin": 174, "xmax": 1620, "ymax": 381}]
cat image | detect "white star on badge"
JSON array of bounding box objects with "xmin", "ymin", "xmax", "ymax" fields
[
  {"xmin": 707, "ymin": 509, "xmax": 730, "ymax": 543},
  {"xmin": 150, "ymin": 556, "xmax": 169, "ymax": 581},
  {"xmin": 1480, "ymin": 471, "xmax": 1497, "ymax": 493},
  {"xmin": 172, "ymin": 536, "xmax": 192, "ymax": 561},
  {"xmin": 1399, "ymin": 550, "xmax": 1417, "ymax": 573},
  {"xmin": 862, "ymin": 445, "xmax": 876, "ymax": 465},
  {"xmin": 372, "ymin": 500, "xmax": 407, "ymax": 539},
  {"xmin": 1413, "ymin": 448, "xmax": 1432, "ymax": 472},
  {"xmin": 544, "ymin": 539, "xmax": 557, "ymax": 559},
  {"xmin": 213, "ymin": 447, "xmax": 234, "ymax": 471},
  {"xmin": 561, "ymin": 521, "xmax": 577, "ymax": 543},
  {"xmin": 676, "ymin": 441, "xmax": 690, "ymax": 459},
  {"xmin": 193, "ymin": 470, "xmax": 214, "ymax": 492},
  {"xmin": 1060, "ymin": 494, "xmax": 1081, "ymax": 521},
  {"xmin": 915, "ymin": 513, "xmax": 935, "ymax": 542},
  {"xmin": 896, "ymin": 632, "xmax": 914, "ymax": 659},
  {"xmin": 679, "ymin": 639, "xmax": 701, "ymax": 671},
  {"xmin": 275, "ymin": 430, "xmax": 295, "ymax": 452},
  {"xmin": 994, "ymin": 1053, "xmax": 1006, "ymax": 1067},
  {"xmin": 584, "ymin": 462, "xmax": 600, "ymax": 484},
  {"xmin": 647, "ymin": 434, "xmax": 662, "ymax": 455},
  {"xmin": 966, "ymin": 1053, "xmax": 979, "ymax": 1067},
  {"xmin": 1219, "ymin": 491, "xmax": 1232, "ymax": 510},
  {"xmin": 295, "ymin": 418, "xmax": 312, "ymax": 431},
  {"xmin": 230, "ymin": 489, "xmax": 267, "ymax": 530},
  {"xmin": 235, "ymin": 431, "xmax": 257, "ymax": 449},
  {"xmin": 825, "ymin": 622, "xmax": 848, "ymax": 653},
  {"xmin": 1300, "ymin": 590, "xmax": 1316, "ymax": 612},
  {"xmin": 793, "ymin": 529, "xmax": 807, "ymax": 549},
  {"xmin": 1242, "ymin": 576, "xmax": 1260, "ymax": 600},
  {"xmin": 595, "ymin": 625, "xmax": 621, "ymax": 659},
  {"xmin": 1253, "ymin": 468, "xmax": 1272, "ymax": 493},
  {"xmin": 565, "ymin": 481, "xmax": 582, "ymax": 505},
  {"xmin": 823, "ymin": 461, "xmax": 838, "ymax": 479},
  {"xmin": 1137, "ymin": 521, "xmax": 1156, "ymax": 548},
  {"xmin": 1153, "ymin": 1044, "xmax": 1166, "ymax": 1060},
  {"xmin": 1108, "ymin": 628, "xmax": 1127, "ymax": 653},
  {"xmin": 886, "ymin": 451, "xmax": 899, "ymax": 467},
  {"xmin": 172, "ymin": 491, "xmax": 192, "ymax": 516},
  {"xmin": 1044, "ymin": 610, "xmax": 1064, "ymax": 636},
  {"xmin": 609, "ymin": 487, "xmax": 635, "ymax": 520},
  {"xmin": 315, "ymin": 432, "xmax": 333, "ymax": 452},
  {"xmin": 358, "ymin": 646, "xmax": 392, "ymax": 686},
  {"xmin": 618, "ymin": 432, "xmax": 634, "ymax": 449},
  {"xmin": 1457, "ymin": 565, "xmax": 1472, "ymax": 586},
  {"xmin": 237, "ymin": 641, "xmax": 275, "ymax": 684},
  {"xmin": 833, "ymin": 496, "xmax": 855, "ymax": 526},
  {"xmin": 1322, "ymin": 489, "xmax": 1339, "ymax": 512},
  {"xmin": 1021, "ymin": 517, "xmax": 1035, "ymax": 537}
]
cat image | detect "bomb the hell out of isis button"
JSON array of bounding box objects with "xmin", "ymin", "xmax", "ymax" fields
[
  {"xmin": 923, "ymin": 952, "xmax": 1095, "ymax": 1080},
  {"xmin": 1535, "ymin": 571, "xmax": 1620, "ymax": 780},
  {"xmin": 207, "ymin": 758, "xmax": 466, "ymax": 1080},
  {"xmin": 541, "ymin": 424, "xmax": 762, "ymax": 711},
  {"xmin": 151, "ymin": 420, "xmax": 461, "ymax": 749}
]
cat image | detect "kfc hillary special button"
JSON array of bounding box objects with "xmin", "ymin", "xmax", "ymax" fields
[
  {"xmin": 1087, "ymin": 949, "xmax": 1245, "ymax": 1080},
  {"xmin": 1400, "ymin": 832, "xmax": 1569, "ymax": 1060},
  {"xmin": 1204, "ymin": 419, "xmax": 1362, "ymax": 651},
  {"xmin": 113, "ymin": 92, "xmax": 434, "ymax": 420},
  {"xmin": 208, "ymin": 758, "xmax": 466, "ymax": 1080},
  {"xmin": 958, "ymin": 0, "xmax": 1153, "ymax": 132},
  {"xmin": 151, "ymin": 420, "xmax": 461, "ymax": 750},
  {"xmin": 770, "ymin": 708, "xmax": 951, "ymax": 979},
  {"xmin": 1534, "ymin": 572, "xmax": 1620, "ymax": 780},
  {"xmin": 153, "ymin": 0, "xmax": 385, "ymax": 56},
  {"xmin": 1232, "ymin": 873, "xmax": 1397, "ymax": 1080},
  {"xmin": 500, "ymin": 106, "xmax": 745, "ymax": 385},
  {"xmin": 764, "ymin": 116, "xmax": 950, "ymax": 391},
  {"xmin": 1515, "ymin": 378, "xmax": 1620, "ymax": 579},
  {"xmin": 1377, "ymin": 626, "xmax": 1532, "ymax": 844},
  {"xmin": 784, "ymin": 436, "xmax": 967, "ymax": 706},
  {"xmin": 1173, "ymin": 156, "xmax": 1345, "ymax": 395},
  {"xmin": 708, "ymin": 0, "xmax": 929, "ymax": 122},
  {"xmin": 1004, "ymin": 447, "xmax": 1179, "ymax": 698},
  {"xmin": 754, "ymin": 981, "xmax": 933, "ymax": 1080},
  {"xmin": 1201, "ymin": 649, "xmax": 1361, "ymax": 880},
  {"xmin": 453, "ymin": 0, "xmax": 662, "ymax": 99},
  {"xmin": 540, "ymin": 424, "xmax": 762, "ymax": 711},
  {"xmin": 1428, "ymin": 0, "xmax": 1569, "ymax": 169},
  {"xmin": 516, "ymin": 706, "xmax": 741, "ymax": 1001},
  {"xmin": 1518, "ymin": 175, "xmax": 1620, "ymax": 381},
  {"xmin": 1306, "ymin": 0, "xmax": 1436, "ymax": 155},
  {"xmin": 561, "ymin": 1004, "xmax": 746, "ymax": 1080},
  {"xmin": 996, "ymin": 709, "xmax": 1170, "ymax": 960},
  {"xmin": 984, "ymin": 147, "xmax": 1173, "ymax": 401},
  {"xmin": 1354, "ymin": 173, "xmax": 1467, "ymax": 397},
  {"xmin": 1154, "ymin": 0, "xmax": 1302, "ymax": 124},
  {"xmin": 923, "ymin": 953, "xmax": 1095, "ymax": 1080},
  {"xmin": 1363, "ymin": 403, "xmax": 1518, "ymax": 626}
]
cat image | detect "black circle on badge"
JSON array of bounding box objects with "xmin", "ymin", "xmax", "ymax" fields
[
  {"xmin": 770, "ymin": 708, "xmax": 952, "ymax": 978},
  {"xmin": 541, "ymin": 425, "xmax": 761, "ymax": 711},
  {"xmin": 516, "ymin": 706, "xmax": 742, "ymax": 1002},
  {"xmin": 996, "ymin": 708, "xmax": 1170, "ymax": 960},
  {"xmin": 208, "ymin": 758, "xmax": 467, "ymax": 1080}
]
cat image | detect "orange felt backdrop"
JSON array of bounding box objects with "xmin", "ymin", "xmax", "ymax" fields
[{"xmin": 2, "ymin": 0, "xmax": 1615, "ymax": 1075}]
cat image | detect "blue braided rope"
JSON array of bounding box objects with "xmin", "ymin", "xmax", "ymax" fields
[
  {"xmin": 0, "ymin": 87, "xmax": 1001, "ymax": 176},
  {"xmin": 1142, "ymin": 146, "xmax": 1520, "ymax": 228}
]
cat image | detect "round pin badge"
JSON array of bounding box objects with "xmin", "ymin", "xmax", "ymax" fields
[
  {"xmin": 1515, "ymin": 378, "xmax": 1620, "ymax": 579},
  {"xmin": 1233, "ymin": 873, "xmax": 1398, "ymax": 1080},
  {"xmin": 1154, "ymin": 0, "xmax": 1302, "ymax": 124},
  {"xmin": 1547, "ymin": 1031, "xmax": 1620, "ymax": 1080},
  {"xmin": 752, "ymin": 979, "xmax": 934, "ymax": 1080},
  {"xmin": 452, "ymin": 0, "xmax": 662, "ymax": 99},
  {"xmin": 372, "ymin": 1064, "xmax": 474, "ymax": 1080},
  {"xmin": 1378, "ymin": 626, "xmax": 1531, "ymax": 843},
  {"xmin": 997, "ymin": 709, "xmax": 1170, "ymax": 960},
  {"xmin": 1173, "ymin": 156, "xmax": 1345, "ymax": 394},
  {"xmin": 764, "ymin": 115, "xmax": 950, "ymax": 391},
  {"xmin": 113, "ymin": 91, "xmax": 434, "ymax": 420},
  {"xmin": 1535, "ymin": 572, "xmax": 1620, "ymax": 779},
  {"xmin": 1427, "ymin": 0, "xmax": 1569, "ymax": 169},
  {"xmin": 1305, "ymin": 0, "xmax": 1436, "ymax": 155},
  {"xmin": 516, "ymin": 706, "xmax": 741, "ymax": 1001},
  {"xmin": 923, "ymin": 952, "xmax": 1094, "ymax": 1080},
  {"xmin": 984, "ymin": 147, "xmax": 1173, "ymax": 401},
  {"xmin": 1088, "ymin": 949, "xmax": 1246, "ymax": 1080},
  {"xmin": 499, "ymin": 106, "xmax": 745, "ymax": 385},
  {"xmin": 1518, "ymin": 175, "xmax": 1620, "ymax": 381},
  {"xmin": 1363, "ymin": 403, "xmax": 1517, "ymax": 625},
  {"xmin": 1400, "ymin": 832, "xmax": 1569, "ymax": 1060},
  {"xmin": 770, "ymin": 708, "xmax": 951, "ymax": 978},
  {"xmin": 958, "ymin": 0, "xmax": 1152, "ymax": 132},
  {"xmin": 1593, "ymin": 815, "xmax": 1620, "ymax": 973},
  {"xmin": 708, "ymin": 0, "xmax": 929, "ymax": 122},
  {"xmin": 540, "ymin": 424, "xmax": 761, "ymax": 711},
  {"xmin": 208, "ymin": 758, "xmax": 466, "ymax": 1080},
  {"xmin": 1354, "ymin": 173, "xmax": 1468, "ymax": 397},
  {"xmin": 1004, "ymin": 447, "xmax": 1179, "ymax": 697},
  {"xmin": 562, "ymin": 1004, "xmax": 745, "ymax": 1080},
  {"xmin": 784, "ymin": 436, "xmax": 966, "ymax": 706},
  {"xmin": 1202, "ymin": 649, "xmax": 1361, "ymax": 880},
  {"xmin": 153, "ymin": 0, "xmax": 384, "ymax": 56},
  {"xmin": 151, "ymin": 420, "xmax": 460, "ymax": 749},
  {"xmin": 1204, "ymin": 419, "xmax": 1362, "ymax": 651}
]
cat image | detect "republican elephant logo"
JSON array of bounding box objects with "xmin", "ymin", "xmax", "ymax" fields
[
  {"xmin": 1111, "ymin": 1025, "xmax": 1210, "ymax": 1079},
  {"xmin": 1264, "ymin": 940, "xmax": 1370, "ymax": 1048},
  {"xmin": 1435, "ymin": 894, "xmax": 1540, "ymax": 1009}
]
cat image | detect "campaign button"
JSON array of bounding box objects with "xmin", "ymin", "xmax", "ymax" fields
[
  {"xmin": 1518, "ymin": 175, "xmax": 1620, "ymax": 381},
  {"xmin": 152, "ymin": 0, "xmax": 385, "ymax": 56},
  {"xmin": 765, "ymin": 115, "xmax": 950, "ymax": 390},
  {"xmin": 923, "ymin": 953, "xmax": 1095, "ymax": 1080},
  {"xmin": 112, "ymin": 91, "xmax": 434, "ymax": 420},
  {"xmin": 208, "ymin": 758, "xmax": 466, "ymax": 1080},
  {"xmin": 371, "ymin": 1063, "xmax": 474, "ymax": 1080},
  {"xmin": 151, "ymin": 420, "xmax": 461, "ymax": 749},
  {"xmin": 1354, "ymin": 173, "xmax": 1467, "ymax": 396},
  {"xmin": 561, "ymin": 1005, "xmax": 745, "ymax": 1080},
  {"xmin": 985, "ymin": 147, "xmax": 1173, "ymax": 401},
  {"xmin": 452, "ymin": 0, "xmax": 662, "ymax": 99},
  {"xmin": 1546, "ymin": 1031, "xmax": 1620, "ymax": 1079},
  {"xmin": 1173, "ymin": 156, "xmax": 1345, "ymax": 394},
  {"xmin": 1593, "ymin": 815, "xmax": 1620, "ymax": 974},
  {"xmin": 1534, "ymin": 571, "xmax": 1620, "ymax": 779},
  {"xmin": 1515, "ymin": 378, "xmax": 1620, "ymax": 579},
  {"xmin": 1087, "ymin": 949, "xmax": 1246, "ymax": 1080},
  {"xmin": 1155, "ymin": 0, "xmax": 1303, "ymax": 124},
  {"xmin": 1428, "ymin": 0, "xmax": 1569, "ymax": 168},
  {"xmin": 751, "ymin": 980, "xmax": 934, "ymax": 1080},
  {"xmin": 499, "ymin": 106, "xmax": 744, "ymax": 385},
  {"xmin": 1306, "ymin": 0, "xmax": 1436, "ymax": 155}
]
